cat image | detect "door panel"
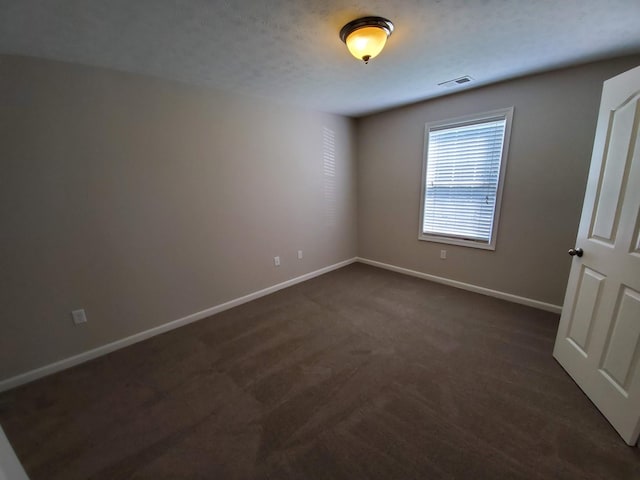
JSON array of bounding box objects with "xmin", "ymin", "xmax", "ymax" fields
[
  {"xmin": 600, "ymin": 287, "xmax": 640, "ymax": 392},
  {"xmin": 567, "ymin": 267, "xmax": 604, "ymax": 354},
  {"xmin": 590, "ymin": 95, "xmax": 638, "ymax": 243},
  {"xmin": 554, "ymin": 65, "xmax": 640, "ymax": 446},
  {"xmin": 633, "ymin": 214, "xmax": 640, "ymax": 253}
]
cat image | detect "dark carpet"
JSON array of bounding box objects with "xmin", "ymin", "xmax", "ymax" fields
[{"xmin": 0, "ymin": 263, "xmax": 638, "ymax": 479}]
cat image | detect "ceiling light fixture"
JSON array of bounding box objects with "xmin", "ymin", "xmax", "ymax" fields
[{"xmin": 339, "ymin": 16, "xmax": 394, "ymax": 64}]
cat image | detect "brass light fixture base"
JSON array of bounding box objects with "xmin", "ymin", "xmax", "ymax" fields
[{"xmin": 339, "ymin": 17, "xmax": 394, "ymax": 44}]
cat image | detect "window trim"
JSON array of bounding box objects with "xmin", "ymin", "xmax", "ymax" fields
[{"xmin": 418, "ymin": 107, "xmax": 514, "ymax": 250}]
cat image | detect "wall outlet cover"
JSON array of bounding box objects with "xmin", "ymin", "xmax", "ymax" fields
[{"xmin": 71, "ymin": 309, "xmax": 87, "ymax": 325}]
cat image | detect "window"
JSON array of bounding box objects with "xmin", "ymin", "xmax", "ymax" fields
[{"xmin": 419, "ymin": 108, "xmax": 513, "ymax": 250}]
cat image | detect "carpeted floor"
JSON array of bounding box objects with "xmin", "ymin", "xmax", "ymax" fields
[{"xmin": 0, "ymin": 263, "xmax": 638, "ymax": 479}]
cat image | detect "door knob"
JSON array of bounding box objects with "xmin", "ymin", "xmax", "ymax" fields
[{"xmin": 568, "ymin": 247, "xmax": 583, "ymax": 257}]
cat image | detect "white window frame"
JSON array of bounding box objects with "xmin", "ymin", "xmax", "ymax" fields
[{"xmin": 418, "ymin": 107, "xmax": 514, "ymax": 250}]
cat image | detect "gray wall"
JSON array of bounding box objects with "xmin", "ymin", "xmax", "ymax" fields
[
  {"xmin": 0, "ymin": 55, "xmax": 357, "ymax": 380},
  {"xmin": 357, "ymin": 56, "xmax": 640, "ymax": 306},
  {"xmin": 3, "ymin": 53, "xmax": 640, "ymax": 383}
]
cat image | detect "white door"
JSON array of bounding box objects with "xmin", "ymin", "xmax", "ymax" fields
[{"xmin": 553, "ymin": 65, "xmax": 640, "ymax": 446}]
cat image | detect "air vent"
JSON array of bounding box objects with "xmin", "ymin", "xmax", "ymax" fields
[{"xmin": 438, "ymin": 75, "xmax": 474, "ymax": 88}]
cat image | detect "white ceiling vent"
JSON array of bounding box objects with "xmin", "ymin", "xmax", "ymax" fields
[{"xmin": 438, "ymin": 76, "xmax": 474, "ymax": 88}]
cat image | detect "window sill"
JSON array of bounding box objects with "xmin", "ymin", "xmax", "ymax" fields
[{"xmin": 418, "ymin": 233, "xmax": 496, "ymax": 251}]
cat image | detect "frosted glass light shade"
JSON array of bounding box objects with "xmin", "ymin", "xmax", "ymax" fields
[
  {"xmin": 345, "ymin": 27, "xmax": 388, "ymax": 62},
  {"xmin": 339, "ymin": 17, "xmax": 394, "ymax": 64}
]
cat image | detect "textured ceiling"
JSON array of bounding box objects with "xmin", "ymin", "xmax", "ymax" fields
[{"xmin": 1, "ymin": 0, "xmax": 640, "ymax": 116}]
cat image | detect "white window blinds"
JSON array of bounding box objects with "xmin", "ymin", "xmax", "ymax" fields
[{"xmin": 422, "ymin": 115, "xmax": 508, "ymax": 244}]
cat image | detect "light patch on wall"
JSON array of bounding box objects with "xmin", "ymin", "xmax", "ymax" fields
[{"xmin": 323, "ymin": 127, "xmax": 337, "ymax": 226}]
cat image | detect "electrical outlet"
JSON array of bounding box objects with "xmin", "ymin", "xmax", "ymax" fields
[
  {"xmin": 274, "ymin": 256, "xmax": 280, "ymax": 266},
  {"xmin": 440, "ymin": 249, "xmax": 447, "ymax": 259},
  {"xmin": 297, "ymin": 250, "xmax": 303, "ymax": 260},
  {"xmin": 71, "ymin": 309, "xmax": 87, "ymax": 325}
]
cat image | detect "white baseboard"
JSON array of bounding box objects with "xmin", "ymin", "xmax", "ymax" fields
[
  {"xmin": 0, "ymin": 257, "xmax": 357, "ymax": 393},
  {"xmin": 356, "ymin": 257, "xmax": 563, "ymax": 314}
]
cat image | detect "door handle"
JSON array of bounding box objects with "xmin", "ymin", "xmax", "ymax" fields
[{"xmin": 568, "ymin": 247, "xmax": 584, "ymax": 257}]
